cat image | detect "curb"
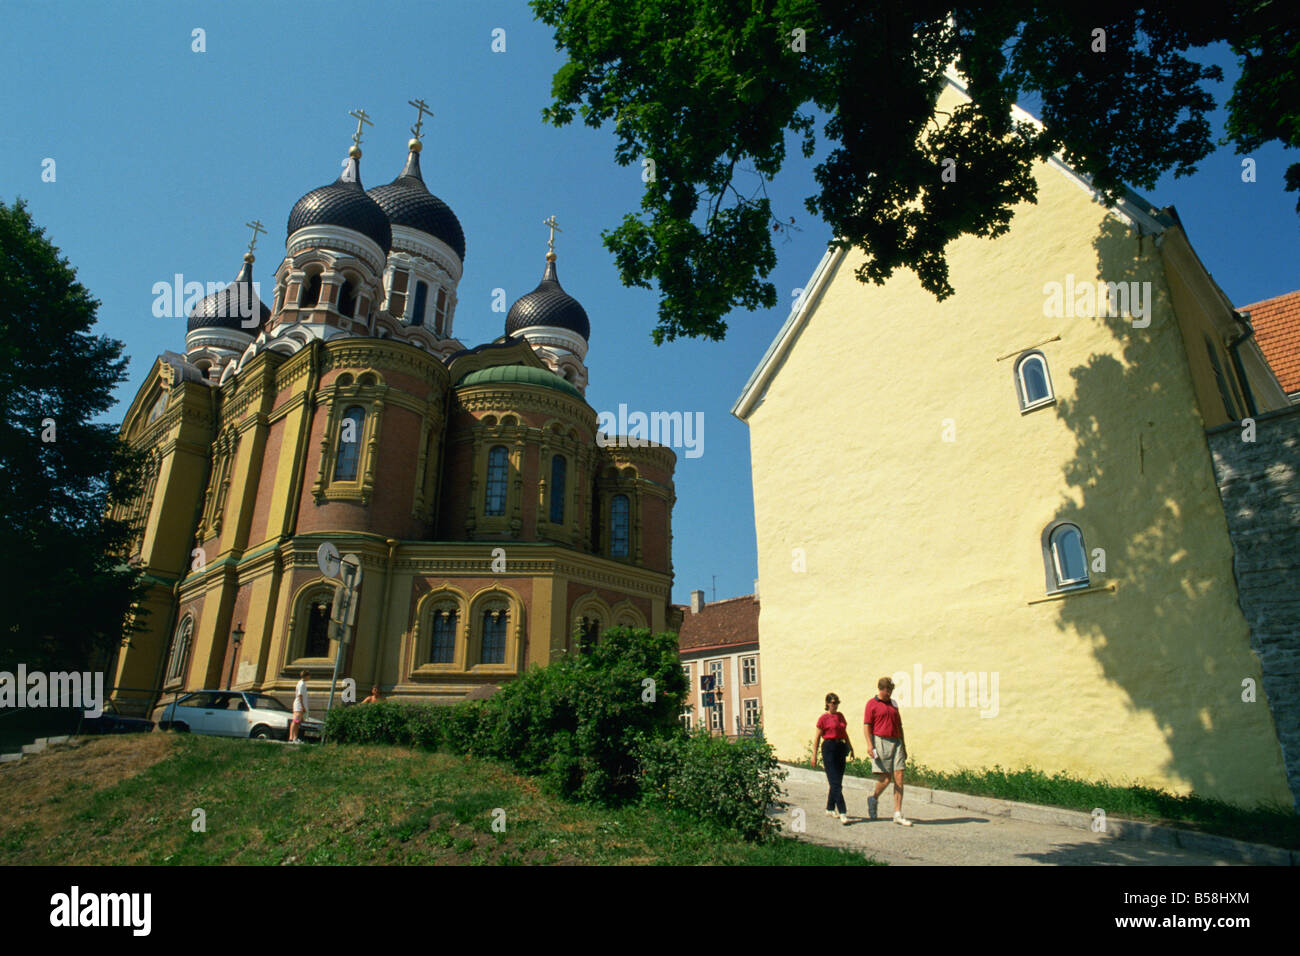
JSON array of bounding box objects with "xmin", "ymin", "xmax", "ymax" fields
[
  {"xmin": 780, "ymin": 762, "xmax": 1295, "ymax": 866},
  {"xmin": 1, "ymin": 735, "xmax": 79, "ymax": 767}
]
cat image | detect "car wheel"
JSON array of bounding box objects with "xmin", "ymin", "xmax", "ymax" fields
[
  {"xmin": 171, "ymin": 722, "xmax": 189, "ymax": 733},
  {"xmin": 250, "ymin": 725, "xmax": 275, "ymax": 740}
]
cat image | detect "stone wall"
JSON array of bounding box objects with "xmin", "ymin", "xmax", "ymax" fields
[{"xmin": 1208, "ymin": 404, "xmax": 1300, "ymax": 810}]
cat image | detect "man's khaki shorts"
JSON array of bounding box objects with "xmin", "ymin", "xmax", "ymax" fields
[{"xmin": 871, "ymin": 735, "xmax": 907, "ymax": 774}]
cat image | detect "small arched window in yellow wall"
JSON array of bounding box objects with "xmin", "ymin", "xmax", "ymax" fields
[
  {"xmin": 1045, "ymin": 522, "xmax": 1089, "ymax": 592},
  {"xmin": 1015, "ymin": 351, "xmax": 1054, "ymax": 412}
]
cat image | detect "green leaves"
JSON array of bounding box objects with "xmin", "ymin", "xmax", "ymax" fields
[{"xmin": 531, "ymin": 0, "xmax": 1297, "ymax": 341}]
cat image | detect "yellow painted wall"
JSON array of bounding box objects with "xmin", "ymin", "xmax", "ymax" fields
[{"xmin": 745, "ymin": 106, "xmax": 1291, "ymax": 805}]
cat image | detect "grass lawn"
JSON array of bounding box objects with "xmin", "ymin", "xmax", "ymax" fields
[
  {"xmin": 0, "ymin": 734, "xmax": 875, "ymax": 865},
  {"xmin": 819, "ymin": 751, "xmax": 1300, "ymax": 850}
]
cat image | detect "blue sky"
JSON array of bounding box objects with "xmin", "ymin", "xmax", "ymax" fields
[{"xmin": 2, "ymin": 1, "xmax": 1296, "ymax": 605}]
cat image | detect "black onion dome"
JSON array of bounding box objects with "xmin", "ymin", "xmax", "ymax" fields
[
  {"xmin": 286, "ymin": 155, "xmax": 391, "ymax": 253},
  {"xmin": 187, "ymin": 257, "xmax": 270, "ymax": 333},
  {"xmin": 367, "ymin": 149, "xmax": 466, "ymax": 260},
  {"xmin": 504, "ymin": 257, "xmax": 590, "ymax": 341}
]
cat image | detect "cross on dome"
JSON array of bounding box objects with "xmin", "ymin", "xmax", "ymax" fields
[{"xmin": 408, "ymin": 98, "xmax": 433, "ymax": 141}]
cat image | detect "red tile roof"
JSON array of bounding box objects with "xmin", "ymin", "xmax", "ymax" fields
[
  {"xmin": 673, "ymin": 595, "xmax": 759, "ymax": 652},
  {"xmin": 1241, "ymin": 290, "xmax": 1300, "ymax": 396}
]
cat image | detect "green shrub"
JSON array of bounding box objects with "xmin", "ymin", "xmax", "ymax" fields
[{"xmin": 639, "ymin": 727, "xmax": 788, "ymax": 842}]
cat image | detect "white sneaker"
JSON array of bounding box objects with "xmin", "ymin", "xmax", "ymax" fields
[
  {"xmin": 893, "ymin": 812, "xmax": 913, "ymax": 826},
  {"xmin": 839, "ymin": 813, "xmax": 850, "ymax": 825},
  {"xmin": 826, "ymin": 809, "xmax": 837, "ymax": 817}
]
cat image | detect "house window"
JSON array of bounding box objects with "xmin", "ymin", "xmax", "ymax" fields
[
  {"xmin": 481, "ymin": 610, "xmax": 507, "ymax": 664},
  {"xmin": 610, "ymin": 495, "xmax": 630, "ymax": 558},
  {"xmin": 709, "ymin": 660, "xmax": 725, "ymax": 690},
  {"xmin": 334, "ymin": 406, "xmax": 366, "ymax": 481},
  {"xmin": 305, "ymin": 598, "xmax": 332, "ymax": 657},
  {"xmin": 742, "ymin": 656, "xmax": 757, "ymax": 685},
  {"xmin": 431, "ymin": 610, "xmax": 457, "ymax": 664},
  {"xmin": 165, "ymin": 617, "xmax": 194, "ymax": 682},
  {"xmin": 338, "ymin": 278, "xmax": 357, "ymax": 318},
  {"xmin": 412, "ymin": 280, "xmax": 429, "ymax": 327},
  {"xmin": 680, "ymin": 712, "xmax": 693, "ymax": 731},
  {"xmin": 709, "ymin": 706, "xmax": 721, "ymax": 731},
  {"xmin": 1015, "ymin": 351, "xmax": 1054, "ymax": 411},
  {"xmin": 300, "ymin": 272, "xmax": 322, "ymax": 308},
  {"xmin": 1045, "ymin": 522, "xmax": 1090, "ymax": 591},
  {"xmin": 743, "ymin": 698, "xmax": 760, "ymax": 727},
  {"xmin": 549, "ymin": 455, "xmax": 567, "ymax": 524},
  {"xmin": 484, "ymin": 446, "xmax": 508, "ymax": 515}
]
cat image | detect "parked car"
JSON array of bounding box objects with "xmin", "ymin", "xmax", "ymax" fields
[
  {"xmin": 157, "ymin": 690, "xmax": 322, "ymax": 741},
  {"xmin": 80, "ymin": 700, "xmax": 155, "ymax": 735}
]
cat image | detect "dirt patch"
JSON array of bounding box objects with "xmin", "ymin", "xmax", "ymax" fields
[{"xmin": 0, "ymin": 733, "xmax": 176, "ymax": 832}]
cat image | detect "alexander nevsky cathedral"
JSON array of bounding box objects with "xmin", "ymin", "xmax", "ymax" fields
[{"xmin": 110, "ymin": 104, "xmax": 676, "ymax": 711}]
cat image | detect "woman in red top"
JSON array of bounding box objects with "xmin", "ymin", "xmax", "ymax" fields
[{"xmin": 812, "ymin": 692, "xmax": 855, "ymax": 824}]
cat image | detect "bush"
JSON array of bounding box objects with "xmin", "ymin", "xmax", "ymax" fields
[{"xmin": 639, "ymin": 726, "xmax": 788, "ymax": 842}]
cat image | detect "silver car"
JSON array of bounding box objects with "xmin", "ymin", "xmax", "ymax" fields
[{"xmin": 157, "ymin": 690, "xmax": 322, "ymax": 741}]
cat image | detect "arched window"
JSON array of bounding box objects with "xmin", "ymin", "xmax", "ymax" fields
[
  {"xmin": 334, "ymin": 406, "xmax": 366, "ymax": 481},
  {"xmin": 412, "ymin": 281, "xmax": 429, "ymax": 327},
  {"xmin": 485, "ymin": 446, "xmax": 508, "ymax": 515},
  {"xmin": 431, "ymin": 609, "xmax": 457, "ymax": 664},
  {"xmin": 1045, "ymin": 522, "xmax": 1089, "ymax": 591},
  {"xmin": 481, "ymin": 609, "xmax": 507, "ymax": 664},
  {"xmin": 611, "ymin": 495, "xmax": 630, "ymax": 558},
  {"xmin": 305, "ymin": 597, "xmax": 332, "ymax": 657},
  {"xmin": 550, "ymin": 455, "xmax": 567, "ymax": 524},
  {"xmin": 1015, "ymin": 351, "xmax": 1054, "ymax": 411},
  {"xmin": 165, "ymin": 617, "xmax": 194, "ymax": 682},
  {"xmin": 301, "ymin": 272, "xmax": 322, "ymax": 308},
  {"xmin": 338, "ymin": 278, "xmax": 357, "ymax": 318}
]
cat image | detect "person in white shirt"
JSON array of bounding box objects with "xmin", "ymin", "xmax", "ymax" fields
[{"xmin": 289, "ymin": 671, "xmax": 309, "ymax": 743}]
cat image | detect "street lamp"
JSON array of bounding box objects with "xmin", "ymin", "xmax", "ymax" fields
[{"xmin": 226, "ymin": 621, "xmax": 244, "ymax": 690}]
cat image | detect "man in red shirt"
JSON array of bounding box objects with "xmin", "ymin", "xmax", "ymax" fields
[{"xmin": 864, "ymin": 676, "xmax": 913, "ymax": 825}]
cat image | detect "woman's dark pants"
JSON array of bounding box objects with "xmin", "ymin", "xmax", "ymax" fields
[{"xmin": 822, "ymin": 739, "xmax": 848, "ymax": 814}]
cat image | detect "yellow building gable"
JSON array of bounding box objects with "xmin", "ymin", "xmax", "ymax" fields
[{"xmin": 734, "ymin": 80, "xmax": 1292, "ymax": 807}]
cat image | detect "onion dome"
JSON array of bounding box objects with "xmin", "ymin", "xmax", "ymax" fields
[
  {"xmin": 504, "ymin": 254, "xmax": 590, "ymax": 341},
  {"xmin": 286, "ymin": 150, "xmax": 391, "ymax": 253},
  {"xmin": 367, "ymin": 141, "xmax": 466, "ymax": 260},
  {"xmin": 186, "ymin": 254, "xmax": 270, "ymax": 333}
]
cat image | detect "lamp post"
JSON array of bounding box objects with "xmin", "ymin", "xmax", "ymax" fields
[{"xmin": 226, "ymin": 622, "xmax": 244, "ymax": 690}]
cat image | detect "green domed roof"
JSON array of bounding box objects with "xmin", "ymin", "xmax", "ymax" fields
[{"xmin": 456, "ymin": 364, "xmax": 583, "ymax": 399}]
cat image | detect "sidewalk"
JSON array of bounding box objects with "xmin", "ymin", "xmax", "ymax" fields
[{"xmin": 778, "ymin": 763, "xmax": 1294, "ymax": 866}]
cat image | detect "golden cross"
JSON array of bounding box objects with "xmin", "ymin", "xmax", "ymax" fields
[
  {"xmin": 245, "ymin": 220, "xmax": 266, "ymax": 256},
  {"xmin": 349, "ymin": 108, "xmax": 373, "ymax": 148},
  {"xmin": 544, "ymin": 215, "xmax": 562, "ymax": 254},
  {"xmin": 408, "ymin": 97, "xmax": 433, "ymax": 141}
]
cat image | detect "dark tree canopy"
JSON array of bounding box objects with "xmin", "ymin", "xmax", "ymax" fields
[
  {"xmin": 531, "ymin": 0, "xmax": 1298, "ymax": 343},
  {"xmin": 0, "ymin": 198, "xmax": 144, "ymax": 673}
]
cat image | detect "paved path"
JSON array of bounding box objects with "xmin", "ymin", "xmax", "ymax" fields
[{"xmin": 779, "ymin": 774, "xmax": 1240, "ymax": 865}]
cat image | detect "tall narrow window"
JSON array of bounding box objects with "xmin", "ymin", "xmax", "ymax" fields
[
  {"xmin": 610, "ymin": 495, "xmax": 630, "ymax": 558},
  {"xmin": 431, "ymin": 610, "xmax": 457, "ymax": 664},
  {"xmin": 389, "ymin": 269, "xmax": 409, "ymax": 317},
  {"xmin": 482, "ymin": 610, "xmax": 506, "ymax": 664},
  {"xmin": 549, "ymin": 455, "xmax": 567, "ymax": 524},
  {"xmin": 334, "ymin": 406, "xmax": 366, "ymax": 481},
  {"xmin": 412, "ymin": 281, "xmax": 429, "ymax": 327},
  {"xmin": 484, "ymin": 446, "xmax": 508, "ymax": 515},
  {"xmin": 435, "ymin": 287, "xmax": 448, "ymax": 335},
  {"xmin": 306, "ymin": 598, "xmax": 332, "ymax": 657},
  {"xmin": 1046, "ymin": 523, "xmax": 1089, "ymax": 591},
  {"xmin": 301, "ymin": 272, "xmax": 322, "ymax": 308},
  {"xmin": 166, "ymin": 617, "xmax": 194, "ymax": 682},
  {"xmin": 1015, "ymin": 351, "xmax": 1054, "ymax": 411},
  {"xmin": 338, "ymin": 278, "xmax": 357, "ymax": 318}
]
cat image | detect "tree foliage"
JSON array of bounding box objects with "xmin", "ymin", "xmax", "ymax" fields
[
  {"xmin": 0, "ymin": 198, "xmax": 144, "ymax": 673},
  {"xmin": 531, "ymin": 0, "xmax": 1298, "ymax": 342}
]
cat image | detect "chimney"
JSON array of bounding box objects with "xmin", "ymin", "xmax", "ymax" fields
[{"xmin": 690, "ymin": 589, "xmax": 705, "ymax": 614}]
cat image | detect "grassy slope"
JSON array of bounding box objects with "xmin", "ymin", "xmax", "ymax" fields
[{"xmin": 0, "ymin": 734, "xmax": 874, "ymax": 866}]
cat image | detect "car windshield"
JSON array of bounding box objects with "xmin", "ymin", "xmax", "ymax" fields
[{"xmin": 244, "ymin": 694, "xmax": 290, "ymax": 713}]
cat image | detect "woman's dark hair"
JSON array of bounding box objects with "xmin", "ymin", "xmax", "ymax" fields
[{"xmin": 825, "ymin": 692, "xmax": 840, "ymax": 711}]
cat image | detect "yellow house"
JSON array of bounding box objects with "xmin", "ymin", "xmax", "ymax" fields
[{"xmin": 733, "ymin": 74, "xmax": 1295, "ymax": 808}]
